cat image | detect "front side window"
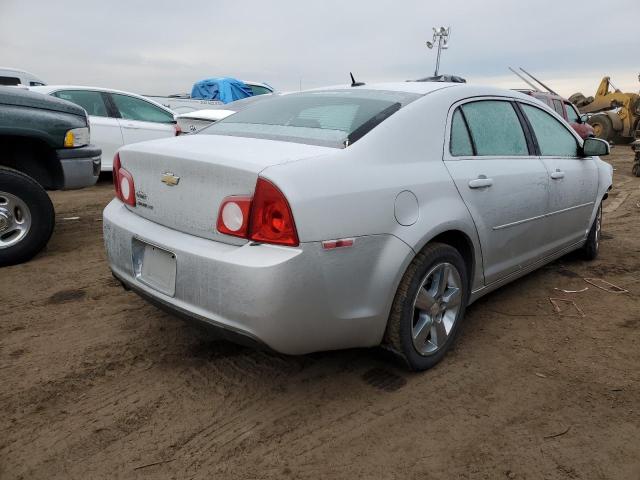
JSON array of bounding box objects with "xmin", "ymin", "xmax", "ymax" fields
[
  {"xmin": 521, "ymin": 104, "xmax": 579, "ymax": 157},
  {"xmin": 450, "ymin": 109, "xmax": 474, "ymax": 156},
  {"xmin": 565, "ymin": 103, "xmax": 580, "ymax": 123},
  {"xmin": 53, "ymin": 90, "xmax": 108, "ymax": 117},
  {"xmin": 201, "ymin": 89, "xmax": 420, "ymax": 148},
  {"xmin": 460, "ymin": 100, "xmax": 529, "ymax": 156},
  {"xmin": 111, "ymin": 94, "xmax": 174, "ymax": 123}
]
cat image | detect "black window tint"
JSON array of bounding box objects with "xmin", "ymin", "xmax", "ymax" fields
[
  {"xmin": 450, "ymin": 109, "xmax": 473, "ymax": 156},
  {"xmin": 565, "ymin": 103, "xmax": 580, "ymax": 123},
  {"xmin": 460, "ymin": 101, "xmax": 529, "ymax": 156},
  {"xmin": 53, "ymin": 90, "xmax": 108, "ymax": 117},
  {"xmin": 521, "ymin": 104, "xmax": 579, "ymax": 157},
  {"xmin": 0, "ymin": 76, "xmax": 21, "ymax": 86},
  {"xmin": 111, "ymin": 94, "xmax": 174, "ymax": 123}
]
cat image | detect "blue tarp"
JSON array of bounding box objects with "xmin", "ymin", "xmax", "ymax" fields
[{"xmin": 190, "ymin": 77, "xmax": 253, "ymax": 104}]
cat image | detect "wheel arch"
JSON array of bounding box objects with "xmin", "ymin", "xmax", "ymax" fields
[
  {"xmin": 415, "ymin": 229, "xmax": 478, "ymax": 292},
  {"xmin": 0, "ymin": 135, "xmax": 63, "ymax": 189}
]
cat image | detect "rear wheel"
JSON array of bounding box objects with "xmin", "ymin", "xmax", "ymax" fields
[
  {"xmin": 384, "ymin": 243, "xmax": 469, "ymax": 371},
  {"xmin": 0, "ymin": 167, "xmax": 55, "ymax": 267},
  {"xmin": 588, "ymin": 115, "xmax": 614, "ymax": 142}
]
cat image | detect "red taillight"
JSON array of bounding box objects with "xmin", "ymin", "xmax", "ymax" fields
[
  {"xmin": 216, "ymin": 178, "xmax": 299, "ymax": 247},
  {"xmin": 249, "ymin": 178, "xmax": 298, "ymax": 246},
  {"xmin": 112, "ymin": 152, "xmax": 136, "ymax": 206},
  {"xmin": 216, "ymin": 196, "xmax": 252, "ymax": 238}
]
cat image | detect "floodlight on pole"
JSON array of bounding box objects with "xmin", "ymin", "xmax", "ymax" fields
[{"xmin": 425, "ymin": 26, "xmax": 451, "ymax": 76}]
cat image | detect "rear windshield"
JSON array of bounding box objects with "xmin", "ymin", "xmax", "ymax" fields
[{"xmin": 200, "ymin": 89, "xmax": 420, "ymax": 148}]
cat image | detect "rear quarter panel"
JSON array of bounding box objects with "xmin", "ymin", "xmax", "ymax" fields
[{"xmin": 261, "ymin": 86, "xmax": 485, "ymax": 292}]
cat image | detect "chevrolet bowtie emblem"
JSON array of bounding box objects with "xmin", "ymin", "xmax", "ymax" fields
[{"xmin": 161, "ymin": 172, "xmax": 180, "ymax": 186}]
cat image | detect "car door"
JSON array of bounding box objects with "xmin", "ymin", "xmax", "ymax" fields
[
  {"xmin": 108, "ymin": 93, "xmax": 176, "ymax": 145},
  {"xmin": 444, "ymin": 99, "xmax": 550, "ymax": 285},
  {"xmin": 52, "ymin": 89, "xmax": 123, "ymax": 171},
  {"xmin": 519, "ymin": 102, "xmax": 598, "ymax": 251}
]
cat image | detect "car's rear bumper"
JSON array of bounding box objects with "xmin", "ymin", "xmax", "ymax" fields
[
  {"xmin": 103, "ymin": 200, "xmax": 412, "ymax": 355},
  {"xmin": 56, "ymin": 145, "xmax": 101, "ymax": 189}
]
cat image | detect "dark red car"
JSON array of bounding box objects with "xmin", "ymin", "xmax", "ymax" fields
[{"xmin": 516, "ymin": 90, "xmax": 595, "ymax": 139}]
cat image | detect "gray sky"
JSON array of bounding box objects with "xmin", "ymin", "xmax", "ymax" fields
[{"xmin": 1, "ymin": 0, "xmax": 638, "ymax": 97}]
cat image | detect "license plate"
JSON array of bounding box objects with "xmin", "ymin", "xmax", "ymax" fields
[{"xmin": 132, "ymin": 240, "xmax": 176, "ymax": 296}]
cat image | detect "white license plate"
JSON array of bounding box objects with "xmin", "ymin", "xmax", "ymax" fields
[{"xmin": 133, "ymin": 241, "xmax": 176, "ymax": 296}]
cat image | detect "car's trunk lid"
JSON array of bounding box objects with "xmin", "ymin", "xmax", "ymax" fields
[{"xmin": 118, "ymin": 134, "xmax": 331, "ymax": 245}]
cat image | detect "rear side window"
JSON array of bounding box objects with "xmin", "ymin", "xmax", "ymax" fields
[
  {"xmin": 450, "ymin": 109, "xmax": 474, "ymax": 156},
  {"xmin": 53, "ymin": 90, "xmax": 108, "ymax": 117},
  {"xmin": 552, "ymin": 99, "xmax": 565, "ymax": 117},
  {"xmin": 521, "ymin": 104, "xmax": 579, "ymax": 157},
  {"xmin": 460, "ymin": 100, "xmax": 529, "ymax": 156},
  {"xmin": 111, "ymin": 94, "xmax": 175, "ymax": 123}
]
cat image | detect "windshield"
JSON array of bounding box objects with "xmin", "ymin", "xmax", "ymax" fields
[{"xmin": 200, "ymin": 89, "xmax": 420, "ymax": 148}]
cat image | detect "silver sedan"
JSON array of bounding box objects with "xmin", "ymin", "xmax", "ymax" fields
[{"xmin": 103, "ymin": 82, "xmax": 612, "ymax": 371}]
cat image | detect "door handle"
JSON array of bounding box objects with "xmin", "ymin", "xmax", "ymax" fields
[
  {"xmin": 123, "ymin": 123, "xmax": 140, "ymax": 129},
  {"xmin": 468, "ymin": 176, "xmax": 493, "ymax": 189},
  {"xmin": 550, "ymin": 170, "xmax": 565, "ymax": 180}
]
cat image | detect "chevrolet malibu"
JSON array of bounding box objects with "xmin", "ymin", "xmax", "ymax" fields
[{"xmin": 103, "ymin": 82, "xmax": 612, "ymax": 371}]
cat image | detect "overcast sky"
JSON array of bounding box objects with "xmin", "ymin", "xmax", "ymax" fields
[{"xmin": 1, "ymin": 0, "xmax": 638, "ymax": 98}]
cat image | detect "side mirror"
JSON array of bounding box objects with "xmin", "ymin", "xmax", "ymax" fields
[
  {"xmin": 582, "ymin": 137, "xmax": 610, "ymax": 157},
  {"xmin": 580, "ymin": 114, "xmax": 590, "ymax": 124}
]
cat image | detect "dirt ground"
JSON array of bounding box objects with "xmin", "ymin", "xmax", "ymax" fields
[{"xmin": 1, "ymin": 148, "xmax": 639, "ymax": 480}]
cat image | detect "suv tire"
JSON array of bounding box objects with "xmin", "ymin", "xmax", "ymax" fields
[{"xmin": 0, "ymin": 167, "xmax": 55, "ymax": 266}]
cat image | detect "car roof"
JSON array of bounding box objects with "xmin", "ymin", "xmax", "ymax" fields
[
  {"xmin": 29, "ymin": 85, "xmax": 174, "ymax": 113},
  {"xmin": 305, "ymin": 82, "xmax": 538, "ymax": 102}
]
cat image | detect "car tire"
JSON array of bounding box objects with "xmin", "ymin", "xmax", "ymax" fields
[
  {"xmin": 0, "ymin": 166, "xmax": 55, "ymax": 267},
  {"xmin": 384, "ymin": 242, "xmax": 469, "ymax": 371},
  {"xmin": 581, "ymin": 203, "xmax": 602, "ymax": 261},
  {"xmin": 588, "ymin": 115, "xmax": 614, "ymax": 142},
  {"xmin": 632, "ymin": 159, "xmax": 640, "ymax": 177}
]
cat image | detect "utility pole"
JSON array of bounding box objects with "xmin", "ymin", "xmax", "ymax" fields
[{"xmin": 426, "ymin": 27, "xmax": 451, "ymax": 77}]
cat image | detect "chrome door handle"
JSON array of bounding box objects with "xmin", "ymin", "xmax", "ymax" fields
[
  {"xmin": 123, "ymin": 124, "xmax": 140, "ymax": 129},
  {"xmin": 468, "ymin": 176, "xmax": 493, "ymax": 189},
  {"xmin": 550, "ymin": 170, "xmax": 565, "ymax": 180}
]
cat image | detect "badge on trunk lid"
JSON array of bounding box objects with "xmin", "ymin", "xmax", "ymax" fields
[{"xmin": 161, "ymin": 172, "xmax": 180, "ymax": 186}]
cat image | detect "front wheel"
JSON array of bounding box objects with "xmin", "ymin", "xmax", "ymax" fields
[
  {"xmin": 384, "ymin": 243, "xmax": 469, "ymax": 371},
  {"xmin": 581, "ymin": 203, "xmax": 602, "ymax": 261},
  {"xmin": 0, "ymin": 167, "xmax": 55, "ymax": 267}
]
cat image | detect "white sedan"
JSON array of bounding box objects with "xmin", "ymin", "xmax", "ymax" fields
[{"xmin": 31, "ymin": 86, "xmax": 178, "ymax": 171}]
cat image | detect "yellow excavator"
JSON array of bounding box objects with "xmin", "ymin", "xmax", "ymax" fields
[{"xmin": 570, "ymin": 76, "xmax": 640, "ymax": 176}]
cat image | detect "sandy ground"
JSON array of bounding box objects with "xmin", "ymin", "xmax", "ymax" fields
[{"xmin": 1, "ymin": 149, "xmax": 639, "ymax": 480}]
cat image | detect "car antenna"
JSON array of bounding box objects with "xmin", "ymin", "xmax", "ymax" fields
[
  {"xmin": 350, "ymin": 72, "xmax": 365, "ymax": 87},
  {"xmin": 509, "ymin": 67, "xmax": 540, "ymax": 92},
  {"xmin": 519, "ymin": 67, "xmax": 559, "ymax": 95}
]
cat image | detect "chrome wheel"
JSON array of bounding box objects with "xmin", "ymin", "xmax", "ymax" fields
[
  {"xmin": 0, "ymin": 191, "xmax": 32, "ymax": 249},
  {"xmin": 411, "ymin": 262, "xmax": 462, "ymax": 356}
]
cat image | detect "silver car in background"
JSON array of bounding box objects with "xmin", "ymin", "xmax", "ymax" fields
[{"xmin": 103, "ymin": 82, "xmax": 612, "ymax": 371}]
